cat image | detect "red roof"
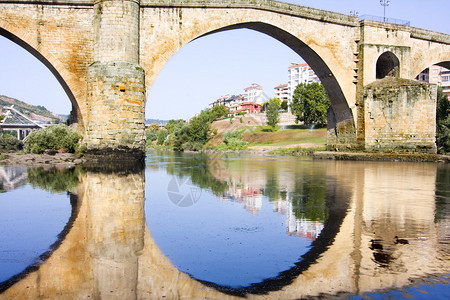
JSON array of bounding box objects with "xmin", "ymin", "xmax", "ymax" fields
[{"xmin": 244, "ymin": 83, "xmax": 263, "ymax": 91}]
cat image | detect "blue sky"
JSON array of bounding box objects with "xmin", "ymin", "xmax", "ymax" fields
[{"xmin": 0, "ymin": 0, "xmax": 449, "ymax": 120}]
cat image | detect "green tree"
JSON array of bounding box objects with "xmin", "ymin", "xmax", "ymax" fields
[
  {"xmin": 210, "ymin": 105, "xmax": 229, "ymax": 121},
  {"xmin": 156, "ymin": 129, "xmax": 168, "ymax": 145},
  {"xmin": 148, "ymin": 122, "xmax": 160, "ymax": 132},
  {"xmin": 266, "ymin": 98, "xmax": 280, "ymax": 131},
  {"xmin": 280, "ymin": 100, "xmax": 288, "ymax": 111},
  {"xmin": 172, "ymin": 121, "xmax": 190, "ymax": 151},
  {"xmin": 145, "ymin": 129, "xmax": 158, "ymax": 145},
  {"xmin": 436, "ymin": 87, "xmax": 450, "ymax": 154},
  {"xmin": 290, "ymin": 82, "xmax": 330, "ymax": 126},
  {"xmin": 165, "ymin": 119, "xmax": 185, "ymax": 135},
  {"xmin": 189, "ymin": 110, "xmax": 212, "ymax": 144}
]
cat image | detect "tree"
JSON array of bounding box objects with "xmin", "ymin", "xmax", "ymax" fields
[
  {"xmin": 210, "ymin": 105, "xmax": 229, "ymax": 121},
  {"xmin": 165, "ymin": 119, "xmax": 185, "ymax": 135},
  {"xmin": 148, "ymin": 122, "xmax": 160, "ymax": 132},
  {"xmin": 156, "ymin": 129, "xmax": 168, "ymax": 145},
  {"xmin": 436, "ymin": 87, "xmax": 450, "ymax": 154},
  {"xmin": 189, "ymin": 109, "xmax": 212, "ymax": 144},
  {"xmin": 290, "ymin": 82, "xmax": 330, "ymax": 126},
  {"xmin": 266, "ymin": 98, "xmax": 280, "ymax": 131},
  {"xmin": 280, "ymin": 100, "xmax": 288, "ymax": 111}
]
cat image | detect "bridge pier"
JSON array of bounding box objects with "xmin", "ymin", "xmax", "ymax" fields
[
  {"xmin": 85, "ymin": 62, "xmax": 146, "ymax": 157},
  {"xmin": 84, "ymin": 0, "xmax": 146, "ymax": 160}
]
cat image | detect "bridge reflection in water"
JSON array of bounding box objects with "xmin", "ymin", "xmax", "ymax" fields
[{"xmin": 0, "ymin": 156, "xmax": 448, "ymax": 299}]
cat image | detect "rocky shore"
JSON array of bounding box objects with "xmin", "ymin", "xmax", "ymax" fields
[{"xmin": 0, "ymin": 152, "xmax": 85, "ymax": 168}]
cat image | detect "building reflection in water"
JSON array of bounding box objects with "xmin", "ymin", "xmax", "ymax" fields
[{"xmin": 0, "ymin": 154, "xmax": 448, "ymax": 299}]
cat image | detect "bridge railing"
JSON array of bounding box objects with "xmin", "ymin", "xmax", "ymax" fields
[{"xmin": 359, "ymin": 14, "xmax": 410, "ymax": 26}]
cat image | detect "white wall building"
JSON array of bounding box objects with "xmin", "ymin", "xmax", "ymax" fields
[
  {"xmin": 287, "ymin": 63, "xmax": 319, "ymax": 103},
  {"xmin": 274, "ymin": 84, "xmax": 289, "ymax": 102},
  {"xmin": 244, "ymin": 83, "xmax": 264, "ymax": 105}
]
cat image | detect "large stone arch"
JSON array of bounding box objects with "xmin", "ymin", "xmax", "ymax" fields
[
  {"xmin": 0, "ymin": 21, "xmax": 85, "ymax": 128},
  {"xmin": 140, "ymin": 8, "xmax": 358, "ymax": 135}
]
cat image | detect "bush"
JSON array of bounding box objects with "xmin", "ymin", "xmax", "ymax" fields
[
  {"xmin": 221, "ymin": 129, "xmax": 248, "ymax": 150},
  {"xmin": 436, "ymin": 87, "xmax": 449, "ymax": 154},
  {"xmin": 0, "ymin": 133, "xmax": 23, "ymax": 152},
  {"xmin": 146, "ymin": 129, "xmax": 158, "ymax": 145},
  {"xmin": 157, "ymin": 129, "xmax": 168, "ymax": 145},
  {"xmin": 436, "ymin": 116, "xmax": 450, "ymax": 154},
  {"xmin": 24, "ymin": 124, "xmax": 79, "ymax": 154}
]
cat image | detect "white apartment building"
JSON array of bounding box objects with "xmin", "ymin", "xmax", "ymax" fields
[
  {"xmin": 274, "ymin": 84, "xmax": 289, "ymax": 102},
  {"xmin": 244, "ymin": 83, "xmax": 264, "ymax": 104},
  {"xmin": 287, "ymin": 63, "xmax": 319, "ymax": 103}
]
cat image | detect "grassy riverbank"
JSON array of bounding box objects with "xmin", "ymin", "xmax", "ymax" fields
[{"xmin": 206, "ymin": 125, "xmax": 327, "ymax": 150}]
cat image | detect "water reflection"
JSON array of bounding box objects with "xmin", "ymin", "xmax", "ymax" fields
[
  {"xmin": 145, "ymin": 152, "xmax": 348, "ymax": 292},
  {"xmin": 0, "ymin": 154, "xmax": 448, "ymax": 299},
  {"xmin": 0, "ymin": 167, "xmax": 79, "ymax": 291}
]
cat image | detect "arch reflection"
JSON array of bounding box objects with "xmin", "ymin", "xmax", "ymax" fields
[{"xmin": 0, "ymin": 156, "xmax": 448, "ymax": 299}]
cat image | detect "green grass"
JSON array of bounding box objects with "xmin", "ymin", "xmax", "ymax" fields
[
  {"xmin": 268, "ymin": 146, "xmax": 327, "ymax": 156},
  {"xmin": 242, "ymin": 127, "xmax": 327, "ymax": 147}
]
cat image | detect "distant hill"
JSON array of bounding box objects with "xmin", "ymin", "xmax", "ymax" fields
[
  {"xmin": 145, "ymin": 118, "xmax": 170, "ymax": 125},
  {"xmin": 0, "ymin": 95, "xmax": 63, "ymax": 123}
]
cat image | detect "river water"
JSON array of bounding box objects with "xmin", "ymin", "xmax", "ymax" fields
[{"xmin": 0, "ymin": 150, "xmax": 449, "ymax": 299}]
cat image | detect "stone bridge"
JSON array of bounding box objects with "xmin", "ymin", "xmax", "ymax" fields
[{"xmin": 0, "ymin": 0, "xmax": 449, "ymax": 156}]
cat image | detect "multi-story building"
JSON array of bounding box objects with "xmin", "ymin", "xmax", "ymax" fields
[
  {"xmin": 274, "ymin": 84, "xmax": 289, "ymax": 102},
  {"xmin": 244, "ymin": 83, "xmax": 264, "ymax": 105},
  {"xmin": 287, "ymin": 63, "xmax": 319, "ymax": 103},
  {"xmin": 416, "ymin": 65, "xmax": 450, "ymax": 97},
  {"xmin": 440, "ymin": 68, "xmax": 450, "ymax": 97},
  {"xmin": 209, "ymin": 94, "xmax": 245, "ymax": 109}
]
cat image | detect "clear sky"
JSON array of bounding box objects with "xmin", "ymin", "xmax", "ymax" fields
[{"xmin": 0, "ymin": 0, "xmax": 449, "ymax": 120}]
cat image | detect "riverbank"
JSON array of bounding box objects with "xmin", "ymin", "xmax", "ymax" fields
[
  {"xmin": 201, "ymin": 148, "xmax": 450, "ymax": 162},
  {"xmin": 1, "ymin": 148, "xmax": 449, "ymax": 167},
  {"xmin": 313, "ymin": 151, "xmax": 450, "ymax": 163},
  {"xmin": 0, "ymin": 152, "xmax": 85, "ymax": 168}
]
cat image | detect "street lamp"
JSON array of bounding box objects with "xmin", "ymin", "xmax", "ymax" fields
[{"xmin": 380, "ymin": 0, "xmax": 390, "ymax": 23}]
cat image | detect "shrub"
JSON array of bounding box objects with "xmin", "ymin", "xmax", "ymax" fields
[
  {"xmin": 221, "ymin": 129, "xmax": 248, "ymax": 150},
  {"xmin": 0, "ymin": 132, "xmax": 23, "ymax": 152},
  {"xmin": 24, "ymin": 124, "xmax": 79, "ymax": 154},
  {"xmin": 157, "ymin": 129, "xmax": 168, "ymax": 145},
  {"xmin": 146, "ymin": 129, "xmax": 158, "ymax": 145},
  {"xmin": 436, "ymin": 116, "xmax": 450, "ymax": 154}
]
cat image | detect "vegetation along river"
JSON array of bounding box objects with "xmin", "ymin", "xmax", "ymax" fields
[{"xmin": 0, "ymin": 150, "xmax": 449, "ymax": 299}]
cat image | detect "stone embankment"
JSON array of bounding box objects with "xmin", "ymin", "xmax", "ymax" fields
[
  {"xmin": 0, "ymin": 152, "xmax": 85, "ymax": 168},
  {"xmin": 313, "ymin": 151, "xmax": 450, "ymax": 163}
]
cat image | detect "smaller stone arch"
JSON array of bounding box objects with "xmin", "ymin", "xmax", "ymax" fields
[{"xmin": 376, "ymin": 51, "xmax": 400, "ymax": 79}]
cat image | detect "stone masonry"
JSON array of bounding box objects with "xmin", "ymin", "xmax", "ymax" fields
[
  {"xmin": 361, "ymin": 78, "xmax": 437, "ymax": 153},
  {"xmin": 0, "ymin": 0, "xmax": 449, "ymax": 155}
]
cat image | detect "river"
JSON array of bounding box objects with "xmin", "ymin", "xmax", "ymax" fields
[{"xmin": 0, "ymin": 150, "xmax": 449, "ymax": 299}]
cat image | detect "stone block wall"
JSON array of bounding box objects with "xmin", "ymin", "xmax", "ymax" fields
[
  {"xmin": 361, "ymin": 77, "xmax": 437, "ymax": 153},
  {"xmin": 85, "ymin": 62, "xmax": 146, "ymax": 152},
  {"xmin": 327, "ymin": 107, "xmax": 358, "ymax": 151}
]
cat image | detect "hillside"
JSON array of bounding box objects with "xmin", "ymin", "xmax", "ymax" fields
[{"xmin": 0, "ymin": 95, "xmax": 63, "ymax": 123}]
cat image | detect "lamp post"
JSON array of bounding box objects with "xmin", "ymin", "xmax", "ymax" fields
[{"xmin": 380, "ymin": 0, "xmax": 390, "ymax": 23}]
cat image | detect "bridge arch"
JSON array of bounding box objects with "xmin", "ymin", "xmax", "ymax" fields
[
  {"xmin": 0, "ymin": 22, "xmax": 83, "ymax": 127},
  {"xmin": 411, "ymin": 50, "xmax": 450, "ymax": 80},
  {"xmin": 142, "ymin": 16, "xmax": 356, "ymax": 128},
  {"xmin": 376, "ymin": 51, "xmax": 400, "ymax": 79}
]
